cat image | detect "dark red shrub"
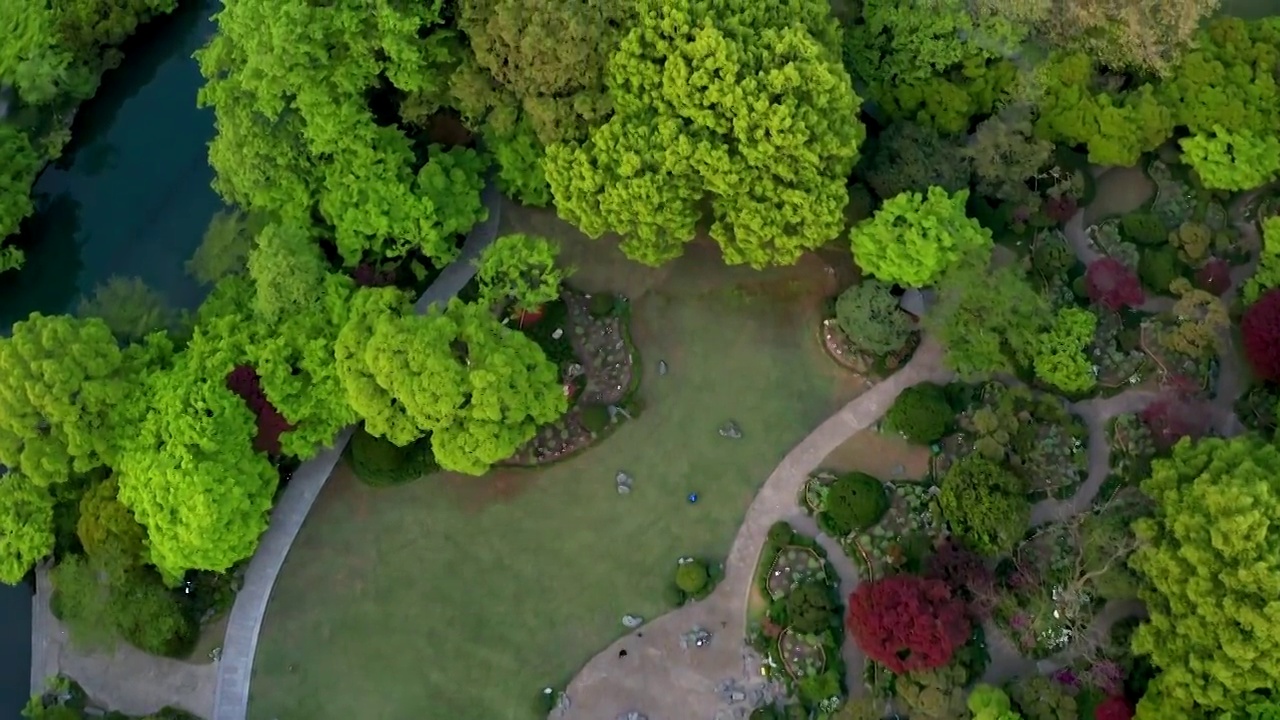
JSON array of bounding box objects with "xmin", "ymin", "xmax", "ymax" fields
[
  {"xmin": 1044, "ymin": 195, "xmax": 1079, "ymax": 224},
  {"xmin": 845, "ymin": 575, "xmax": 971, "ymax": 674},
  {"xmin": 1086, "ymin": 258, "xmax": 1145, "ymax": 311},
  {"xmin": 353, "ymin": 262, "xmax": 396, "ymax": 287},
  {"xmin": 1140, "ymin": 395, "xmax": 1210, "ymax": 451},
  {"xmin": 924, "ymin": 539, "xmax": 996, "ymax": 617},
  {"xmin": 1095, "ymin": 696, "xmax": 1134, "ymax": 720},
  {"xmin": 1194, "ymin": 258, "xmax": 1231, "ymax": 296},
  {"xmin": 1242, "ymin": 289, "xmax": 1280, "ymax": 381},
  {"xmin": 225, "ymin": 365, "xmax": 294, "ymax": 455}
]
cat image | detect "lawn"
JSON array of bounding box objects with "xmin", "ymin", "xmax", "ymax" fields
[{"xmin": 247, "ymin": 205, "xmax": 864, "ymax": 720}]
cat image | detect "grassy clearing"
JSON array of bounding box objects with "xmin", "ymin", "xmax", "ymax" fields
[{"xmin": 248, "ymin": 206, "xmax": 864, "ymax": 720}]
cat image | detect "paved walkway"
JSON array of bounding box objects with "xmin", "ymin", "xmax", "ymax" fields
[{"xmin": 556, "ymin": 337, "xmax": 952, "ymax": 720}]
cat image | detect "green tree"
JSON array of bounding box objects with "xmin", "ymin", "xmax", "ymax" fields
[
  {"xmin": 0, "ymin": 123, "xmax": 41, "ymax": 269},
  {"xmin": 1131, "ymin": 437, "xmax": 1280, "ymax": 720},
  {"xmin": 476, "ymin": 233, "xmax": 567, "ymax": 312},
  {"xmin": 544, "ymin": 0, "xmax": 864, "ymax": 268},
  {"xmin": 335, "ymin": 289, "xmax": 426, "ymax": 445},
  {"xmin": 968, "ymin": 108, "xmax": 1054, "ymax": 204},
  {"xmin": 851, "ymin": 187, "xmax": 992, "ymax": 288},
  {"xmin": 833, "ymin": 280, "xmax": 916, "ymax": 357},
  {"xmin": 1180, "ymin": 128, "xmax": 1280, "ymax": 192},
  {"xmin": 926, "ymin": 254, "xmax": 1050, "ymax": 377},
  {"xmin": 0, "ymin": 1, "xmax": 75, "ymax": 105},
  {"xmin": 784, "ymin": 581, "xmax": 838, "ymax": 634},
  {"xmin": 76, "ymin": 277, "xmax": 173, "ymax": 343},
  {"xmin": 1245, "ymin": 217, "xmax": 1280, "ymax": 304},
  {"xmin": 887, "ymin": 383, "xmax": 953, "ymax": 444},
  {"xmin": 1157, "ymin": 18, "xmax": 1280, "ymax": 139},
  {"xmin": 864, "ymin": 122, "xmax": 972, "ymax": 201},
  {"xmin": 969, "ymin": 684, "xmax": 1023, "ymax": 720},
  {"xmin": 76, "ymin": 477, "xmax": 146, "ymax": 582},
  {"xmin": 246, "ymin": 222, "xmax": 329, "ymax": 322},
  {"xmin": 186, "ymin": 209, "xmax": 258, "ymax": 285},
  {"xmin": 939, "ymin": 456, "xmax": 1028, "ymax": 556},
  {"xmin": 1032, "ymin": 307, "xmax": 1097, "ymax": 395},
  {"xmin": 0, "ymin": 476, "xmax": 55, "ymax": 584}
]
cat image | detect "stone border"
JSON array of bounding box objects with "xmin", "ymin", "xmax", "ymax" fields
[{"xmin": 211, "ymin": 179, "xmax": 502, "ymax": 720}]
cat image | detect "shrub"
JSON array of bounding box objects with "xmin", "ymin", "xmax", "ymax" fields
[
  {"xmin": 886, "ymin": 383, "xmax": 952, "ymax": 444},
  {"xmin": 1085, "ymin": 258, "xmax": 1145, "ymax": 311},
  {"xmin": 822, "ymin": 473, "xmax": 889, "ymax": 536},
  {"xmin": 1032, "ymin": 307, "xmax": 1098, "ymax": 395},
  {"xmin": 1008, "ymin": 675, "xmax": 1078, "ymax": 720},
  {"xmin": 784, "ymin": 581, "xmax": 839, "ymax": 634},
  {"xmin": 939, "ymin": 456, "xmax": 1028, "ymax": 556},
  {"xmin": 926, "ymin": 539, "xmax": 997, "ymax": 617},
  {"xmin": 1120, "ymin": 212, "xmax": 1167, "ymax": 246},
  {"xmin": 897, "ymin": 663, "xmax": 970, "ymax": 719},
  {"xmin": 1194, "ymin": 257, "xmax": 1231, "ymax": 295},
  {"xmin": 579, "ymin": 404, "xmax": 611, "ymax": 433},
  {"xmin": 846, "ymin": 575, "xmax": 971, "ymax": 674},
  {"xmin": 1031, "ymin": 235, "xmax": 1074, "ymax": 278},
  {"xmin": 1138, "ymin": 247, "xmax": 1181, "ymax": 294},
  {"xmin": 675, "ymin": 560, "xmax": 709, "ymax": 595},
  {"xmin": 348, "ymin": 428, "xmax": 437, "ymax": 487},
  {"xmin": 767, "ymin": 521, "xmax": 795, "ymax": 546},
  {"xmin": 1139, "ymin": 396, "xmax": 1211, "ymax": 451},
  {"xmin": 1243, "ymin": 289, "xmax": 1280, "ymax": 381},
  {"xmin": 51, "ymin": 558, "xmax": 195, "ymax": 658},
  {"xmin": 588, "ymin": 292, "xmax": 615, "ymax": 317},
  {"xmin": 834, "ymin": 280, "xmax": 915, "ymax": 357}
]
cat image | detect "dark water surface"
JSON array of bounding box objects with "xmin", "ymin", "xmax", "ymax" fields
[{"xmin": 0, "ymin": 0, "xmax": 220, "ymax": 717}]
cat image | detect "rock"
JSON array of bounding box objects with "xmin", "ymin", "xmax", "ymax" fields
[
  {"xmin": 616, "ymin": 470, "xmax": 633, "ymax": 486},
  {"xmin": 555, "ymin": 693, "xmax": 571, "ymax": 713},
  {"xmin": 718, "ymin": 421, "xmax": 743, "ymax": 439},
  {"xmin": 891, "ymin": 464, "xmax": 905, "ymax": 477},
  {"xmin": 622, "ymin": 614, "xmax": 644, "ymax": 628},
  {"xmin": 552, "ymin": 327, "xmax": 564, "ymax": 340},
  {"xmin": 608, "ymin": 404, "xmax": 632, "ymax": 421},
  {"xmin": 615, "ymin": 713, "xmax": 647, "ymax": 720},
  {"xmin": 616, "ymin": 483, "xmax": 631, "ymax": 495},
  {"xmin": 658, "ymin": 360, "xmax": 668, "ymax": 376}
]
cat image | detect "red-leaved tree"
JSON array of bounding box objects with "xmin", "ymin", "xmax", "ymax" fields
[
  {"xmin": 225, "ymin": 365, "xmax": 295, "ymax": 455},
  {"xmin": 846, "ymin": 575, "xmax": 971, "ymax": 673},
  {"xmin": 1242, "ymin": 288, "xmax": 1280, "ymax": 381},
  {"xmin": 1044, "ymin": 196, "xmax": 1079, "ymax": 224},
  {"xmin": 925, "ymin": 539, "xmax": 996, "ymax": 618},
  {"xmin": 1194, "ymin": 258, "xmax": 1231, "ymax": 296},
  {"xmin": 1139, "ymin": 395, "xmax": 1210, "ymax": 451},
  {"xmin": 1095, "ymin": 696, "xmax": 1134, "ymax": 720},
  {"xmin": 1085, "ymin": 258, "xmax": 1145, "ymax": 311}
]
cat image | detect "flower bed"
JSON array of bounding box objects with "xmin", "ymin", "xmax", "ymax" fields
[
  {"xmin": 845, "ymin": 481, "xmax": 942, "ymax": 577},
  {"xmin": 778, "ymin": 628, "xmax": 827, "ymax": 678}
]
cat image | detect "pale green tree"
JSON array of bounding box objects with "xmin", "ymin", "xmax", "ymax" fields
[
  {"xmin": 476, "ymin": 233, "xmax": 567, "ymax": 311},
  {"xmin": 76, "ymin": 276, "xmax": 173, "ymax": 343},
  {"xmin": 1245, "ymin": 217, "xmax": 1280, "ymax": 304},
  {"xmin": 0, "ymin": 123, "xmax": 41, "ymax": 268},
  {"xmin": 851, "ymin": 187, "xmax": 992, "ymax": 288},
  {"xmin": 0, "ymin": 475, "xmax": 55, "ymax": 584},
  {"xmin": 1180, "ymin": 128, "xmax": 1280, "ymax": 192},
  {"xmin": 1032, "ymin": 307, "xmax": 1097, "ymax": 395},
  {"xmin": 246, "ymin": 222, "xmax": 330, "ymax": 322},
  {"xmin": 186, "ymin": 209, "xmax": 259, "ymax": 285}
]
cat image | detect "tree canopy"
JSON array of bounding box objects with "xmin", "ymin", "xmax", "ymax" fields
[
  {"xmin": 850, "ymin": 187, "xmax": 991, "ymax": 288},
  {"xmin": 476, "ymin": 233, "xmax": 567, "ymax": 311},
  {"xmin": 544, "ymin": 0, "xmax": 864, "ymax": 268}
]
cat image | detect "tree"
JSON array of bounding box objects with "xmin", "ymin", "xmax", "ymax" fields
[
  {"xmin": 1139, "ymin": 395, "xmax": 1211, "ymax": 452},
  {"xmin": 51, "ymin": 557, "xmax": 193, "ymax": 656},
  {"xmin": 246, "ymin": 222, "xmax": 330, "ymax": 322},
  {"xmin": 1032, "ymin": 307, "xmax": 1097, "ymax": 395},
  {"xmin": 1130, "ymin": 437, "xmax": 1280, "ymax": 719},
  {"xmin": 0, "ymin": 1, "xmax": 76, "ymax": 106},
  {"xmin": 186, "ymin": 210, "xmax": 258, "ymax": 285},
  {"xmin": 833, "ymin": 280, "xmax": 915, "ymax": 357},
  {"xmin": 785, "ymin": 581, "xmax": 838, "ymax": 634},
  {"xmin": 0, "ymin": 314, "xmax": 136, "ymax": 486},
  {"xmin": 968, "ymin": 108, "xmax": 1054, "ymax": 204},
  {"xmin": 864, "ymin": 122, "xmax": 971, "ymax": 201},
  {"xmin": 887, "ymin": 383, "xmax": 952, "ymax": 444},
  {"xmin": 895, "ymin": 662, "xmax": 970, "ymax": 719},
  {"xmin": 1094, "ymin": 697, "xmax": 1134, "ymax": 720},
  {"xmin": 1180, "ymin": 128, "xmax": 1280, "ymax": 192},
  {"xmin": 1158, "ymin": 279, "xmax": 1228, "ymax": 361},
  {"xmin": 939, "ymin": 455, "xmax": 1028, "ymax": 555},
  {"xmin": 927, "ymin": 539, "xmax": 997, "ymax": 617},
  {"xmin": 1157, "ymin": 19, "xmax": 1280, "ymax": 139},
  {"xmin": 1167, "ymin": 222, "xmax": 1213, "ymax": 266},
  {"xmin": 846, "ymin": 574, "xmax": 971, "ymax": 674},
  {"xmin": 851, "ymin": 187, "xmax": 992, "ymax": 288},
  {"xmin": 0, "ymin": 123, "xmax": 41, "ymax": 270},
  {"xmin": 1245, "ymin": 217, "xmax": 1280, "ymax": 304},
  {"xmin": 75, "ymin": 477, "xmax": 146, "ymax": 581},
  {"xmin": 0, "ymin": 475, "xmax": 55, "ymax": 584},
  {"xmin": 1085, "ymin": 258, "xmax": 1145, "ymax": 311},
  {"xmin": 76, "ymin": 276, "xmax": 172, "ymax": 343},
  {"xmin": 476, "ymin": 233, "xmax": 567, "ymax": 312},
  {"xmin": 969, "ymin": 684, "xmax": 1023, "ymax": 720},
  {"xmin": 1242, "ymin": 289, "xmax": 1280, "ymax": 382},
  {"xmin": 544, "ymin": 0, "xmax": 864, "ymax": 268},
  {"xmin": 675, "ymin": 560, "xmax": 709, "ymax": 594},
  {"xmin": 927, "ymin": 253, "xmax": 1049, "ymax": 377},
  {"xmin": 335, "ymin": 288, "xmax": 428, "ymax": 447}
]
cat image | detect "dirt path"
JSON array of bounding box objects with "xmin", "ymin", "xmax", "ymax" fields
[{"xmin": 555, "ymin": 338, "xmax": 952, "ymax": 720}]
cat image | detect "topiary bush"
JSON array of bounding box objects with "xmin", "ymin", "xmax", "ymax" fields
[
  {"xmin": 675, "ymin": 559, "xmax": 709, "ymax": 595},
  {"xmin": 834, "ymin": 279, "xmax": 916, "ymax": 357},
  {"xmin": 348, "ymin": 428, "xmax": 438, "ymax": 487},
  {"xmin": 821, "ymin": 472, "xmax": 889, "ymax": 536},
  {"xmin": 579, "ymin": 404, "xmax": 611, "ymax": 433},
  {"xmin": 588, "ymin": 292, "xmax": 615, "ymax": 317},
  {"xmin": 1243, "ymin": 288, "xmax": 1280, "ymax": 382},
  {"xmin": 767, "ymin": 521, "xmax": 795, "ymax": 547},
  {"xmin": 886, "ymin": 382, "xmax": 952, "ymax": 444}
]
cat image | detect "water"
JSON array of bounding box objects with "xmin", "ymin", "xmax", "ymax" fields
[
  {"xmin": 0, "ymin": 0, "xmax": 220, "ymax": 330},
  {"xmin": 0, "ymin": 0, "xmax": 220, "ymax": 716}
]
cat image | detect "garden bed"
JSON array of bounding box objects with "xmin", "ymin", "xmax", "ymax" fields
[
  {"xmin": 778, "ymin": 628, "xmax": 827, "ymax": 678},
  {"xmin": 766, "ymin": 546, "xmax": 826, "ymax": 599},
  {"xmin": 844, "ymin": 480, "xmax": 942, "ymax": 578},
  {"xmin": 819, "ymin": 318, "xmax": 918, "ymax": 378}
]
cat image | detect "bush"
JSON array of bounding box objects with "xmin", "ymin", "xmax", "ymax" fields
[
  {"xmin": 939, "ymin": 456, "xmax": 1028, "ymax": 556},
  {"xmin": 348, "ymin": 428, "xmax": 437, "ymax": 487},
  {"xmin": 784, "ymin": 581, "xmax": 839, "ymax": 634},
  {"xmin": 886, "ymin": 383, "xmax": 952, "ymax": 444},
  {"xmin": 579, "ymin": 404, "xmax": 611, "ymax": 433},
  {"xmin": 675, "ymin": 560, "xmax": 709, "ymax": 594},
  {"xmin": 1120, "ymin": 212, "xmax": 1167, "ymax": 246},
  {"xmin": 1243, "ymin": 289, "xmax": 1280, "ymax": 382},
  {"xmin": 51, "ymin": 558, "xmax": 195, "ymax": 658},
  {"xmin": 846, "ymin": 575, "xmax": 971, "ymax": 673},
  {"xmin": 1008, "ymin": 675, "xmax": 1078, "ymax": 720},
  {"xmin": 1031, "ymin": 236, "xmax": 1074, "ymax": 278},
  {"xmin": 1085, "ymin": 258, "xmax": 1145, "ymax": 311},
  {"xmin": 588, "ymin": 292, "xmax": 615, "ymax": 317},
  {"xmin": 767, "ymin": 521, "xmax": 795, "ymax": 546},
  {"xmin": 822, "ymin": 473, "xmax": 889, "ymax": 536},
  {"xmin": 1138, "ymin": 246, "xmax": 1181, "ymax": 294},
  {"xmin": 834, "ymin": 280, "xmax": 916, "ymax": 357}
]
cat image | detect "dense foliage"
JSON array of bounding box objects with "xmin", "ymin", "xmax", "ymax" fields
[
  {"xmin": 1243, "ymin": 289, "xmax": 1280, "ymax": 382},
  {"xmin": 887, "ymin": 383, "xmax": 952, "ymax": 444},
  {"xmin": 833, "ymin": 280, "xmax": 915, "ymax": 357},
  {"xmin": 846, "ymin": 575, "xmax": 971, "ymax": 674},
  {"xmin": 822, "ymin": 472, "xmax": 889, "ymax": 536},
  {"xmin": 939, "ymin": 456, "xmax": 1028, "ymax": 556},
  {"xmin": 850, "ymin": 187, "xmax": 991, "ymax": 288}
]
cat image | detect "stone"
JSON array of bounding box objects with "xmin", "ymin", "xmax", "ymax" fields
[
  {"xmin": 616, "ymin": 483, "xmax": 631, "ymax": 495},
  {"xmin": 658, "ymin": 359, "xmax": 668, "ymax": 376},
  {"xmin": 552, "ymin": 328, "xmax": 564, "ymax": 340},
  {"xmin": 555, "ymin": 693, "xmax": 571, "ymax": 713},
  {"xmin": 615, "ymin": 713, "xmax": 646, "ymax": 720},
  {"xmin": 616, "ymin": 471, "xmax": 634, "ymax": 486},
  {"xmin": 718, "ymin": 420, "xmax": 743, "ymax": 439},
  {"xmin": 622, "ymin": 614, "xmax": 644, "ymax": 628},
  {"xmin": 891, "ymin": 464, "xmax": 905, "ymax": 477}
]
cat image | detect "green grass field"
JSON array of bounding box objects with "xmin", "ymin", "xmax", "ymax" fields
[{"xmin": 247, "ymin": 207, "xmax": 864, "ymax": 720}]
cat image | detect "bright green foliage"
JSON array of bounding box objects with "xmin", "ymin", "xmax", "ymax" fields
[
  {"xmin": 1032, "ymin": 308, "xmax": 1097, "ymax": 395},
  {"xmin": 52, "ymin": 557, "xmax": 193, "ymax": 656},
  {"xmin": 1244, "ymin": 217, "xmax": 1280, "ymax": 304},
  {"xmin": 844, "ymin": 0, "xmax": 1021, "ymax": 133},
  {"xmin": 823, "ymin": 472, "xmax": 889, "ymax": 536},
  {"xmin": 0, "ymin": 123, "xmax": 41, "ymax": 268},
  {"xmin": 0, "ymin": 476, "xmax": 55, "ymax": 584},
  {"xmin": 1180, "ymin": 128, "xmax": 1280, "ymax": 192},
  {"xmin": 833, "ymin": 280, "xmax": 915, "ymax": 357},
  {"xmin": 1122, "ymin": 212, "xmax": 1169, "ymax": 247},
  {"xmin": 187, "ymin": 210, "xmax": 259, "ymax": 285},
  {"xmin": 969, "ymin": 684, "xmax": 1023, "ymax": 720},
  {"xmin": 1131, "ymin": 437, "xmax": 1280, "ymax": 720},
  {"xmin": 927, "ymin": 254, "xmax": 1050, "ymax": 378},
  {"xmin": 484, "ymin": 112, "xmax": 553, "ymax": 207},
  {"xmin": 968, "ymin": 109, "xmax": 1053, "ymax": 204},
  {"xmin": 1007, "ymin": 675, "xmax": 1077, "ymax": 720},
  {"xmin": 851, "ymin": 187, "xmax": 992, "ymax": 288},
  {"xmin": 544, "ymin": 0, "xmax": 864, "ymax": 269},
  {"xmin": 339, "ymin": 297, "xmax": 567, "ymax": 474},
  {"xmin": 1032, "ymin": 53, "xmax": 1173, "ymax": 166},
  {"xmin": 76, "ymin": 277, "xmax": 173, "ymax": 343},
  {"xmin": 1158, "ymin": 18, "xmax": 1280, "ymax": 139},
  {"xmin": 476, "ymin": 233, "xmax": 567, "ymax": 312},
  {"xmin": 0, "ymin": 314, "xmax": 136, "ymax": 486},
  {"xmin": 0, "ymin": 1, "xmax": 77, "ymax": 105},
  {"xmin": 1139, "ymin": 246, "xmax": 1181, "ymax": 294},
  {"xmin": 76, "ymin": 477, "xmax": 146, "ymax": 582},
  {"xmin": 247, "ymin": 222, "xmax": 329, "ymax": 322},
  {"xmin": 887, "ymin": 383, "xmax": 952, "ymax": 444},
  {"xmin": 196, "ymin": 0, "xmax": 486, "ymax": 267},
  {"xmin": 940, "ymin": 455, "xmax": 1028, "ymax": 556},
  {"xmin": 115, "ymin": 327, "xmax": 280, "ymax": 583},
  {"xmin": 864, "ymin": 122, "xmax": 972, "ymax": 201},
  {"xmin": 675, "ymin": 560, "xmax": 709, "ymax": 594}
]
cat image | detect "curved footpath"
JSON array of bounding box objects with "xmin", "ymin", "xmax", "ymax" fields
[{"xmin": 211, "ymin": 180, "xmax": 503, "ymax": 720}]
